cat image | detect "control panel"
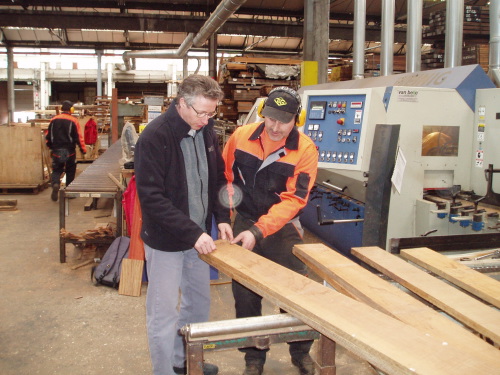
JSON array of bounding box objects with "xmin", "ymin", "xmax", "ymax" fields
[{"xmin": 304, "ymin": 94, "xmax": 367, "ymax": 169}]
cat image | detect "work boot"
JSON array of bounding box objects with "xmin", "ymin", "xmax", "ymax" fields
[
  {"xmin": 51, "ymin": 183, "xmax": 60, "ymax": 202},
  {"xmin": 242, "ymin": 363, "xmax": 263, "ymax": 375},
  {"xmin": 291, "ymin": 354, "xmax": 315, "ymax": 375},
  {"xmin": 173, "ymin": 362, "xmax": 218, "ymax": 375}
]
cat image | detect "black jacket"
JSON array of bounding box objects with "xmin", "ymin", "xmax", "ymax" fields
[
  {"xmin": 134, "ymin": 101, "xmax": 230, "ymax": 251},
  {"xmin": 46, "ymin": 112, "xmax": 87, "ymax": 153}
]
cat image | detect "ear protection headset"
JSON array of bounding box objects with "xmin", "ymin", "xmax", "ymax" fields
[
  {"xmin": 70, "ymin": 106, "xmax": 75, "ymax": 114},
  {"xmin": 257, "ymin": 86, "xmax": 306, "ymax": 127}
]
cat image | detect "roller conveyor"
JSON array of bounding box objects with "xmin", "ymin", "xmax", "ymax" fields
[{"xmin": 59, "ymin": 140, "xmax": 123, "ymax": 262}]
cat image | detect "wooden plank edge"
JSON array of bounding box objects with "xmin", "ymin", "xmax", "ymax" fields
[
  {"xmin": 293, "ymin": 243, "xmax": 500, "ymax": 366},
  {"xmin": 400, "ymin": 247, "xmax": 500, "ymax": 309},
  {"xmin": 352, "ymin": 246, "xmax": 500, "ymax": 345}
]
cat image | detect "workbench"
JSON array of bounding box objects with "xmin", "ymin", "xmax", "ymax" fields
[{"xmin": 59, "ymin": 140, "xmax": 123, "ymax": 263}]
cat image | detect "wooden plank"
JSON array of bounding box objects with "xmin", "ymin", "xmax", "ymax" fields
[
  {"xmin": 200, "ymin": 241, "xmax": 497, "ymax": 375},
  {"xmin": 293, "ymin": 244, "xmax": 500, "ymax": 367},
  {"xmin": 400, "ymin": 247, "xmax": 500, "ymax": 309},
  {"xmin": 0, "ymin": 199, "xmax": 17, "ymax": 211},
  {"xmin": 352, "ymin": 246, "xmax": 500, "ymax": 345}
]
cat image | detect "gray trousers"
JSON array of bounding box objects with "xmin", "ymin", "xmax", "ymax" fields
[{"xmin": 145, "ymin": 244, "xmax": 211, "ymax": 375}]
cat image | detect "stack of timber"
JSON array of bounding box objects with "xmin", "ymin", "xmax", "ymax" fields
[
  {"xmin": 201, "ymin": 241, "xmax": 500, "ymax": 374},
  {"xmin": 423, "ymin": 5, "xmax": 489, "ymax": 38},
  {"xmin": 329, "ymin": 64, "xmax": 353, "ymax": 81},
  {"xmin": 421, "ymin": 43, "xmax": 489, "ymax": 72},
  {"xmin": 217, "ymin": 56, "xmax": 301, "ymax": 123},
  {"xmin": 462, "ymin": 43, "xmax": 490, "ymax": 72},
  {"xmin": 421, "ymin": 48, "xmax": 445, "ymax": 70},
  {"xmin": 93, "ymin": 97, "xmax": 112, "ymax": 133},
  {"xmin": 364, "ymin": 54, "xmax": 406, "ymax": 75}
]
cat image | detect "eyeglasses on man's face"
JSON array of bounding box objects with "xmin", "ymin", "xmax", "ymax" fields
[{"xmin": 189, "ymin": 104, "xmax": 217, "ymax": 119}]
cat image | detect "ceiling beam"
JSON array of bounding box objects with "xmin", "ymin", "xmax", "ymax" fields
[{"xmin": 0, "ymin": 9, "xmax": 407, "ymax": 43}]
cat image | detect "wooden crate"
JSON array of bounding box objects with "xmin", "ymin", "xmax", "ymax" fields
[{"xmin": 0, "ymin": 124, "xmax": 50, "ymax": 188}]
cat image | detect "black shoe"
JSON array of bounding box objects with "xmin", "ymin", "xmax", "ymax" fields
[
  {"xmin": 242, "ymin": 364, "xmax": 263, "ymax": 375},
  {"xmin": 51, "ymin": 183, "xmax": 60, "ymax": 202},
  {"xmin": 173, "ymin": 362, "xmax": 218, "ymax": 375},
  {"xmin": 291, "ymin": 354, "xmax": 315, "ymax": 375}
]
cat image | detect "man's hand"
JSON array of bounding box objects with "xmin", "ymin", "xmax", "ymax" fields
[
  {"xmin": 218, "ymin": 223, "xmax": 234, "ymax": 241},
  {"xmin": 194, "ymin": 233, "xmax": 217, "ymax": 254},
  {"xmin": 231, "ymin": 230, "xmax": 256, "ymax": 250}
]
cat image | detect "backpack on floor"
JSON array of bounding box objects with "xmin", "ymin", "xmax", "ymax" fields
[{"xmin": 91, "ymin": 236, "xmax": 130, "ymax": 288}]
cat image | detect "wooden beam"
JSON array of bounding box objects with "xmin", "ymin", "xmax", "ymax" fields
[
  {"xmin": 400, "ymin": 247, "xmax": 500, "ymax": 309},
  {"xmin": 200, "ymin": 241, "xmax": 497, "ymax": 375},
  {"xmin": 293, "ymin": 243, "xmax": 500, "ymax": 367},
  {"xmin": 352, "ymin": 246, "xmax": 500, "ymax": 345}
]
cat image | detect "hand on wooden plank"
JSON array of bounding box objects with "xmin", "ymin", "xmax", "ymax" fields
[{"xmin": 231, "ymin": 230, "xmax": 256, "ymax": 250}]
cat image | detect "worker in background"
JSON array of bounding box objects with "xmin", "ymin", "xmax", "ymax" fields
[
  {"xmin": 45, "ymin": 100, "xmax": 86, "ymax": 202},
  {"xmin": 222, "ymin": 87, "xmax": 319, "ymax": 375},
  {"xmin": 134, "ymin": 74, "xmax": 233, "ymax": 375}
]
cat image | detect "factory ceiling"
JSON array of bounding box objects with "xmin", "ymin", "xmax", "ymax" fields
[{"xmin": 0, "ymin": 0, "xmax": 491, "ymax": 58}]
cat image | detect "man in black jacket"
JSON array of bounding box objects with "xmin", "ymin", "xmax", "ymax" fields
[
  {"xmin": 134, "ymin": 75, "xmax": 233, "ymax": 375},
  {"xmin": 45, "ymin": 100, "xmax": 86, "ymax": 201}
]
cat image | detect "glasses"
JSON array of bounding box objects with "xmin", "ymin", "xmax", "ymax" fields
[{"xmin": 190, "ymin": 105, "xmax": 217, "ymax": 119}]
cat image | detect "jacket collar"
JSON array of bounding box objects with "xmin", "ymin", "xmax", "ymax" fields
[
  {"xmin": 249, "ymin": 121, "xmax": 299, "ymax": 151},
  {"xmin": 168, "ymin": 98, "xmax": 214, "ymax": 142}
]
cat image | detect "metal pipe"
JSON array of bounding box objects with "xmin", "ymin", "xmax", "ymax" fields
[
  {"xmin": 182, "ymin": 314, "xmax": 306, "ymax": 341},
  {"xmin": 444, "ymin": 0, "xmax": 464, "ymax": 68},
  {"xmin": 7, "ymin": 45, "xmax": 14, "ymax": 123},
  {"xmin": 193, "ymin": 0, "xmax": 247, "ymax": 47},
  {"xmin": 380, "ymin": 0, "xmax": 395, "ymax": 76},
  {"xmin": 406, "ymin": 0, "xmax": 423, "ymax": 73},
  {"xmin": 96, "ymin": 49, "xmax": 103, "ymax": 97},
  {"xmin": 122, "ymin": 0, "xmax": 247, "ymax": 70},
  {"xmin": 352, "ymin": 0, "xmax": 366, "ymax": 80},
  {"xmin": 489, "ymin": 0, "xmax": 500, "ymax": 86}
]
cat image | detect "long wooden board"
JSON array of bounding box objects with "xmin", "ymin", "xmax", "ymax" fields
[
  {"xmin": 200, "ymin": 241, "xmax": 497, "ymax": 375},
  {"xmin": 400, "ymin": 247, "xmax": 500, "ymax": 309},
  {"xmin": 352, "ymin": 246, "xmax": 500, "ymax": 345},
  {"xmin": 293, "ymin": 244, "xmax": 500, "ymax": 367}
]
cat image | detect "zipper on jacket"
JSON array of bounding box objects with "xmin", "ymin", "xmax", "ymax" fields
[{"xmin": 191, "ymin": 136, "xmax": 206, "ymax": 222}]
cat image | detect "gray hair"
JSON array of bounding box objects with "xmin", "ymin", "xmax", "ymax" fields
[{"xmin": 177, "ymin": 74, "xmax": 224, "ymax": 106}]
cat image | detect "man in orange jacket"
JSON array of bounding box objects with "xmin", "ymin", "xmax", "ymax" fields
[
  {"xmin": 222, "ymin": 87, "xmax": 318, "ymax": 375},
  {"xmin": 46, "ymin": 100, "xmax": 86, "ymax": 201}
]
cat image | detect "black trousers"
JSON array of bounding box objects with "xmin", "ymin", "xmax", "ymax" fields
[
  {"xmin": 50, "ymin": 150, "xmax": 77, "ymax": 187},
  {"xmin": 231, "ymin": 213, "xmax": 313, "ymax": 365}
]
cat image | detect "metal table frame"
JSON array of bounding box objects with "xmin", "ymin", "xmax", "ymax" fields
[
  {"xmin": 59, "ymin": 141, "xmax": 123, "ymax": 263},
  {"xmin": 181, "ymin": 314, "xmax": 336, "ymax": 375}
]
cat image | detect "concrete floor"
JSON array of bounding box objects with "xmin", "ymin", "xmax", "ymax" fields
[{"xmin": 0, "ymin": 164, "xmax": 378, "ymax": 375}]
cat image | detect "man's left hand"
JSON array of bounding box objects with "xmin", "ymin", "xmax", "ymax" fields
[{"xmin": 231, "ymin": 230, "xmax": 256, "ymax": 251}]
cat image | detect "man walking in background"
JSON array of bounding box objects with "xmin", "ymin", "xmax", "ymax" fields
[{"xmin": 45, "ymin": 100, "xmax": 86, "ymax": 201}]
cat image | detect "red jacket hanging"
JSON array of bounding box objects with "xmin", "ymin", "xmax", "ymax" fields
[{"xmin": 84, "ymin": 118, "xmax": 98, "ymax": 145}]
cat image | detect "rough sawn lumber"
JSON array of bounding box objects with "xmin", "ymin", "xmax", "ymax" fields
[
  {"xmin": 352, "ymin": 246, "xmax": 500, "ymax": 345},
  {"xmin": 200, "ymin": 241, "xmax": 497, "ymax": 375},
  {"xmin": 400, "ymin": 247, "xmax": 500, "ymax": 309},
  {"xmin": 292, "ymin": 243, "xmax": 500, "ymax": 367}
]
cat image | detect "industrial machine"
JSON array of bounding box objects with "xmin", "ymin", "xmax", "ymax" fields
[{"xmin": 298, "ymin": 65, "xmax": 500, "ymax": 257}]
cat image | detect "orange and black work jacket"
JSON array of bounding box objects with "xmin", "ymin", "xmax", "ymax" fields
[
  {"xmin": 46, "ymin": 112, "xmax": 87, "ymax": 154},
  {"xmin": 223, "ymin": 122, "xmax": 318, "ymax": 241}
]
